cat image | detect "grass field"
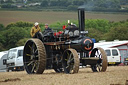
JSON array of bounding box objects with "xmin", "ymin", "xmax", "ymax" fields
[
  {"xmin": 0, "ymin": 66, "xmax": 128, "ymax": 85},
  {"xmin": 0, "ymin": 11, "xmax": 128, "ymax": 26}
]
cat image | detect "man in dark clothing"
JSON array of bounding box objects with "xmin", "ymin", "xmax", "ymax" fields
[
  {"xmin": 44, "ymin": 23, "xmax": 52, "ymax": 32},
  {"xmin": 42, "ymin": 23, "xmax": 54, "ymax": 42},
  {"xmin": 42, "ymin": 23, "xmax": 53, "ymax": 36}
]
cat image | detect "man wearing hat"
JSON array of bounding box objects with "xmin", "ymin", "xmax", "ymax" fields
[
  {"xmin": 30, "ymin": 22, "xmax": 41, "ymax": 38},
  {"xmin": 44, "ymin": 23, "xmax": 52, "ymax": 32},
  {"xmin": 42, "ymin": 23, "xmax": 52, "ymax": 34}
]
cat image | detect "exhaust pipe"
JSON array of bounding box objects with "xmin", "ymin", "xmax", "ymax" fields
[
  {"xmin": 78, "ymin": 8, "xmax": 88, "ymax": 36},
  {"xmin": 78, "ymin": 8, "xmax": 85, "ymax": 32}
]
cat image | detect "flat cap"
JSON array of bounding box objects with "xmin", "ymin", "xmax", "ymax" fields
[{"xmin": 45, "ymin": 23, "xmax": 48, "ymax": 26}]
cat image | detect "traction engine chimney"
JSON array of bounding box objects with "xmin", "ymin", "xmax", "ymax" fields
[
  {"xmin": 78, "ymin": 8, "xmax": 85, "ymax": 32},
  {"xmin": 78, "ymin": 8, "xmax": 87, "ymax": 36}
]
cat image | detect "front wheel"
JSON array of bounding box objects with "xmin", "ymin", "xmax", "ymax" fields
[
  {"xmin": 90, "ymin": 47, "xmax": 107, "ymax": 72},
  {"xmin": 62, "ymin": 48, "xmax": 80, "ymax": 74}
]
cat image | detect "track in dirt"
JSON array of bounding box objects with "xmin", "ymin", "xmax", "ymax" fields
[{"xmin": 0, "ymin": 66, "xmax": 128, "ymax": 85}]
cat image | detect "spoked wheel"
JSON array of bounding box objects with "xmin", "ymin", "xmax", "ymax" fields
[
  {"xmin": 23, "ymin": 39, "xmax": 46, "ymax": 74},
  {"xmin": 53, "ymin": 63, "xmax": 63, "ymax": 73},
  {"xmin": 62, "ymin": 48, "xmax": 79, "ymax": 74},
  {"xmin": 90, "ymin": 47, "xmax": 107, "ymax": 72},
  {"xmin": 53, "ymin": 54, "xmax": 63, "ymax": 73}
]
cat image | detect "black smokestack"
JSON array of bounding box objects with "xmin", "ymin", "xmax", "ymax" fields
[{"xmin": 78, "ymin": 8, "xmax": 85, "ymax": 32}]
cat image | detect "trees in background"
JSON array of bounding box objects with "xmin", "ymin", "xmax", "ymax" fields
[
  {"xmin": 1, "ymin": 0, "xmax": 127, "ymax": 12},
  {"xmin": 104, "ymin": 22, "xmax": 128, "ymax": 41},
  {"xmin": 0, "ymin": 21, "xmax": 32, "ymax": 51},
  {"xmin": 0, "ymin": 24, "xmax": 4, "ymax": 31},
  {"xmin": 41, "ymin": 0, "xmax": 48, "ymax": 7},
  {"xmin": 40, "ymin": 0, "xmax": 122, "ymax": 11}
]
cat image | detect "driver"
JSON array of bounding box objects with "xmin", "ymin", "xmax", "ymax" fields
[
  {"xmin": 42, "ymin": 23, "xmax": 53, "ymax": 42},
  {"xmin": 42, "ymin": 23, "xmax": 52, "ymax": 35},
  {"xmin": 43, "ymin": 23, "xmax": 52, "ymax": 32},
  {"xmin": 30, "ymin": 22, "xmax": 41, "ymax": 38}
]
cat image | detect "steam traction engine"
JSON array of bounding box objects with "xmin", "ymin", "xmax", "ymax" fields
[{"xmin": 23, "ymin": 8, "xmax": 107, "ymax": 74}]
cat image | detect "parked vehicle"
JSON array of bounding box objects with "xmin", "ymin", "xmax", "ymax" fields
[
  {"xmin": 124, "ymin": 58, "xmax": 128, "ymax": 65},
  {"xmin": 104, "ymin": 48, "xmax": 121, "ymax": 65},
  {"xmin": 6, "ymin": 46, "xmax": 24, "ymax": 71},
  {"xmin": 0, "ymin": 51, "xmax": 8, "ymax": 72}
]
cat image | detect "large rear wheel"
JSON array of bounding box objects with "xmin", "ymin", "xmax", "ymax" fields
[
  {"xmin": 23, "ymin": 39, "xmax": 46, "ymax": 74},
  {"xmin": 62, "ymin": 48, "xmax": 79, "ymax": 74},
  {"xmin": 90, "ymin": 47, "xmax": 107, "ymax": 72}
]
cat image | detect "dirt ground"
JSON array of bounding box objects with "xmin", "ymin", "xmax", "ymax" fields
[{"xmin": 0, "ymin": 66, "xmax": 128, "ymax": 85}]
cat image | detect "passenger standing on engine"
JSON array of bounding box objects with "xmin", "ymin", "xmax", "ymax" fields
[{"xmin": 30, "ymin": 22, "xmax": 41, "ymax": 38}]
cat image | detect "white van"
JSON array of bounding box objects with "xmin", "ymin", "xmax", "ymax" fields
[
  {"xmin": 104, "ymin": 48, "xmax": 121, "ymax": 65},
  {"xmin": 6, "ymin": 46, "xmax": 24, "ymax": 71},
  {"xmin": 0, "ymin": 51, "xmax": 8, "ymax": 72}
]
